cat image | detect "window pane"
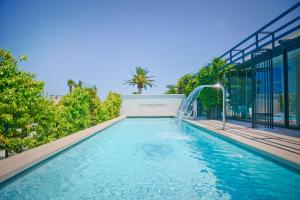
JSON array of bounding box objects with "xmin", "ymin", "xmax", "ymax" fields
[
  {"xmin": 287, "ymin": 48, "xmax": 300, "ymax": 128},
  {"xmin": 272, "ymin": 55, "xmax": 284, "ymax": 124},
  {"xmin": 228, "ymin": 68, "xmax": 252, "ymax": 120}
]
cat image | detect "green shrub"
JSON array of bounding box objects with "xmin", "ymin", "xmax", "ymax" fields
[
  {"xmin": 0, "ymin": 49, "xmax": 122, "ymax": 155},
  {"xmin": 59, "ymin": 87, "xmax": 94, "ymax": 133},
  {"xmin": 0, "ymin": 49, "xmax": 46, "ymax": 152},
  {"xmin": 103, "ymin": 92, "xmax": 122, "ymax": 119}
]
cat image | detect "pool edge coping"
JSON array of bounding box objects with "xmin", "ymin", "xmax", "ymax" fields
[
  {"xmin": 184, "ymin": 119, "xmax": 300, "ymax": 171},
  {"xmin": 0, "ymin": 115, "xmax": 127, "ymax": 183}
]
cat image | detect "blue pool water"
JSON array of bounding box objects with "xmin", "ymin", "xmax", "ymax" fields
[{"xmin": 0, "ymin": 118, "xmax": 300, "ymax": 200}]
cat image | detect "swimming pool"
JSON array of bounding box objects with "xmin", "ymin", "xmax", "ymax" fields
[{"xmin": 0, "ymin": 118, "xmax": 299, "ymax": 199}]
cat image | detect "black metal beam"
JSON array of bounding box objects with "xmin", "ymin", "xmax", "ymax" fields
[
  {"xmin": 219, "ymin": 2, "xmax": 300, "ymax": 59},
  {"xmin": 221, "ymin": 24, "xmax": 300, "ymax": 70},
  {"xmin": 283, "ymin": 48, "xmax": 289, "ymax": 128}
]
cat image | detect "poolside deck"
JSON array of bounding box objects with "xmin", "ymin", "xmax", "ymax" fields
[{"xmin": 186, "ymin": 119, "xmax": 300, "ymax": 170}]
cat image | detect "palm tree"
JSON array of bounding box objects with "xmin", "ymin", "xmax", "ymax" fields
[
  {"xmin": 67, "ymin": 79, "xmax": 76, "ymax": 93},
  {"xmin": 78, "ymin": 80, "xmax": 83, "ymax": 88},
  {"xmin": 125, "ymin": 66, "xmax": 155, "ymax": 94},
  {"xmin": 165, "ymin": 84, "xmax": 177, "ymax": 94}
]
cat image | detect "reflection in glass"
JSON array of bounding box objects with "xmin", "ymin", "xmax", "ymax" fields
[
  {"xmin": 272, "ymin": 55, "xmax": 284, "ymax": 124},
  {"xmin": 228, "ymin": 68, "xmax": 252, "ymax": 120},
  {"xmin": 287, "ymin": 48, "xmax": 300, "ymax": 128}
]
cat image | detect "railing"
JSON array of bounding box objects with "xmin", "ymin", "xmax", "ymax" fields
[{"xmin": 219, "ymin": 2, "xmax": 300, "ymax": 68}]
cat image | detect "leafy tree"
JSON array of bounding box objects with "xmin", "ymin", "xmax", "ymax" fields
[
  {"xmin": 27, "ymin": 98, "xmax": 64, "ymax": 147},
  {"xmin": 59, "ymin": 87, "xmax": 94, "ymax": 133},
  {"xmin": 125, "ymin": 66, "xmax": 155, "ymax": 94},
  {"xmin": 175, "ymin": 74, "xmax": 198, "ymax": 96},
  {"xmin": 88, "ymin": 89, "xmax": 103, "ymax": 125},
  {"xmin": 165, "ymin": 84, "xmax": 177, "ymax": 94},
  {"xmin": 0, "ymin": 49, "xmax": 50, "ymax": 153},
  {"xmin": 78, "ymin": 80, "xmax": 82, "ymax": 88},
  {"xmin": 67, "ymin": 79, "xmax": 76, "ymax": 93},
  {"xmin": 59, "ymin": 87, "xmax": 122, "ymax": 135},
  {"xmin": 166, "ymin": 58, "xmax": 230, "ymax": 118},
  {"xmin": 197, "ymin": 58, "xmax": 227, "ymax": 115},
  {"xmin": 67, "ymin": 79, "xmax": 84, "ymax": 93},
  {"xmin": 0, "ymin": 49, "xmax": 123, "ymax": 156},
  {"xmin": 103, "ymin": 92, "xmax": 122, "ymax": 119}
]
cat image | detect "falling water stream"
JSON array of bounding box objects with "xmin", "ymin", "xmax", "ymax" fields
[
  {"xmin": 177, "ymin": 84, "xmax": 226, "ymax": 131},
  {"xmin": 177, "ymin": 85, "xmax": 207, "ymax": 120}
]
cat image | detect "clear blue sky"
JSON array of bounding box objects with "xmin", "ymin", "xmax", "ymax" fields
[{"xmin": 0, "ymin": 0, "xmax": 298, "ymax": 98}]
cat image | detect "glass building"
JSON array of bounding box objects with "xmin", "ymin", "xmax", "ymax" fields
[{"xmin": 220, "ymin": 3, "xmax": 300, "ymax": 130}]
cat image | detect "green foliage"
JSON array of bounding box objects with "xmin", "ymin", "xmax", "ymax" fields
[
  {"xmin": 0, "ymin": 49, "xmax": 122, "ymax": 155},
  {"xmin": 197, "ymin": 59, "xmax": 227, "ymax": 111},
  {"xmin": 165, "ymin": 85, "xmax": 177, "ymax": 94},
  {"xmin": 166, "ymin": 58, "xmax": 230, "ymax": 115},
  {"xmin": 67, "ymin": 79, "xmax": 76, "ymax": 93},
  {"xmin": 27, "ymin": 98, "xmax": 64, "ymax": 147},
  {"xmin": 59, "ymin": 87, "xmax": 94, "ymax": 133},
  {"xmin": 125, "ymin": 66, "xmax": 155, "ymax": 94},
  {"xmin": 103, "ymin": 92, "xmax": 122, "ymax": 120},
  {"xmin": 176, "ymin": 74, "xmax": 198, "ymax": 96},
  {"xmin": 0, "ymin": 49, "xmax": 46, "ymax": 152},
  {"xmin": 67, "ymin": 79, "xmax": 84, "ymax": 93}
]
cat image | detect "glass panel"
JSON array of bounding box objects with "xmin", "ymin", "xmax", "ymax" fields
[
  {"xmin": 245, "ymin": 69, "xmax": 252, "ymax": 119},
  {"xmin": 228, "ymin": 72, "xmax": 240, "ymax": 118},
  {"xmin": 253, "ymin": 58, "xmax": 273, "ymax": 129},
  {"xmin": 287, "ymin": 48, "xmax": 300, "ymax": 128},
  {"xmin": 272, "ymin": 55, "xmax": 284, "ymax": 125},
  {"xmin": 228, "ymin": 67, "xmax": 252, "ymax": 120},
  {"xmin": 255, "ymin": 62, "xmax": 267, "ymax": 115}
]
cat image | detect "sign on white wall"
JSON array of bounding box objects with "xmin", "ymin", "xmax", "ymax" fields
[{"xmin": 121, "ymin": 94, "xmax": 185, "ymax": 117}]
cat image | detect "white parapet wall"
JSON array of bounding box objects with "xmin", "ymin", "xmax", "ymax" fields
[{"xmin": 121, "ymin": 94, "xmax": 185, "ymax": 117}]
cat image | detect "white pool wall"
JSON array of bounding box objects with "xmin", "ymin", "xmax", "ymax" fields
[{"xmin": 120, "ymin": 94, "xmax": 185, "ymax": 117}]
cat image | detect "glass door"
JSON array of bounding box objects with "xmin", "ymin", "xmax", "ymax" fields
[
  {"xmin": 287, "ymin": 47, "xmax": 300, "ymax": 128},
  {"xmin": 251, "ymin": 52, "xmax": 273, "ymax": 129}
]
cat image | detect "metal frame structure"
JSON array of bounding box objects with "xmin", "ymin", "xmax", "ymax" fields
[
  {"xmin": 218, "ymin": 2, "xmax": 300, "ymax": 129},
  {"xmin": 219, "ymin": 2, "xmax": 300, "ymax": 68},
  {"xmin": 251, "ymin": 50, "xmax": 274, "ymax": 129}
]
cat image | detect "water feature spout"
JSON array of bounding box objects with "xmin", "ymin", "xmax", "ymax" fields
[{"xmin": 177, "ymin": 83, "xmax": 226, "ymax": 130}]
